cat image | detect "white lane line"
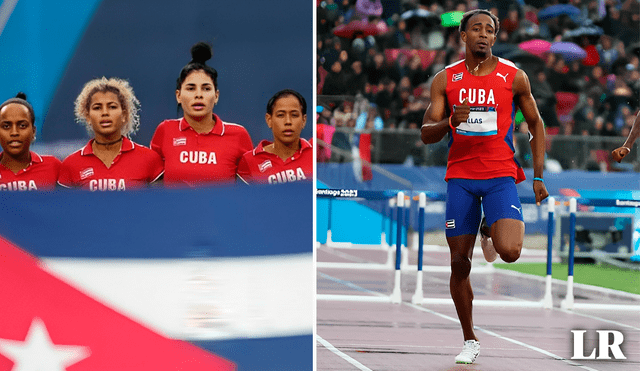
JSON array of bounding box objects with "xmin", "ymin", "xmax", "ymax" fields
[
  {"xmin": 317, "ymin": 335, "xmax": 373, "ymax": 371},
  {"xmin": 556, "ymin": 308, "xmax": 640, "ymax": 331},
  {"xmin": 318, "ymin": 272, "xmax": 385, "ymax": 295},
  {"xmin": 319, "ymin": 272, "xmax": 603, "ymax": 371},
  {"xmin": 318, "ymin": 245, "xmax": 374, "ymax": 263},
  {"xmin": 494, "ymin": 269, "xmax": 640, "ymax": 329},
  {"xmin": 495, "ymin": 268, "xmax": 640, "ymax": 300},
  {"xmin": 405, "ymin": 302, "xmax": 601, "ymax": 371}
]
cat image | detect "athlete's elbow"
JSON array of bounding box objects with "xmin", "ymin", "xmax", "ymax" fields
[
  {"xmin": 422, "ymin": 137, "xmax": 439, "ymax": 145},
  {"xmin": 421, "ymin": 127, "xmax": 440, "ymax": 144}
]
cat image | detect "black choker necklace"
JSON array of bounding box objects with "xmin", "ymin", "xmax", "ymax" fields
[{"xmin": 94, "ymin": 137, "xmax": 123, "ymax": 146}]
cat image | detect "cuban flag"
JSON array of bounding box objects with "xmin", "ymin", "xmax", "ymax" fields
[
  {"xmin": 79, "ymin": 168, "xmax": 94, "ymax": 180},
  {"xmin": 445, "ymin": 219, "xmax": 455, "ymax": 229},
  {"xmin": 0, "ymin": 184, "xmax": 313, "ymax": 370},
  {"xmin": 258, "ymin": 160, "xmax": 273, "ymax": 173},
  {"xmin": 173, "ymin": 137, "xmax": 187, "ymax": 146}
]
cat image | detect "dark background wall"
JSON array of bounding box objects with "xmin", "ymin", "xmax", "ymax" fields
[{"xmin": 1, "ymin": 0, "xmax": 312, "ymax": 148}]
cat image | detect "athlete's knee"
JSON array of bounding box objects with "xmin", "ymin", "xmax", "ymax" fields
[
  {"xmin": 499, "ymin": 246, "xmax": 521, "ymax": 263},
  {"xmin": 493, "ymin": 235, "xmax": 523, "ymax": 262},
  {"xmin": 451, "ymin": 255, "xmax": 471, "ymax": 277}
]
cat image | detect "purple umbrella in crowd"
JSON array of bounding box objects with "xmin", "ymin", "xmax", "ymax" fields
[
  {"xmin": 550, "ymin": 41, "xmax": 587, "ymax": 62},
  {"xmin": 355, "ymin": 0, "xmax": 383, "ymax": 17}
]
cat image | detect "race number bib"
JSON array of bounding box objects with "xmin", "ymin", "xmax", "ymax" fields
[{"xmin": 454, "ymin": 106, "xmax": 497, "ymax": 136}]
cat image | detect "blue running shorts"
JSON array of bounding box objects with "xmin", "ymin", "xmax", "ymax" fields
[{"xmin": 445, "ymin": 177, "xmax": 524, "ymax": 238}]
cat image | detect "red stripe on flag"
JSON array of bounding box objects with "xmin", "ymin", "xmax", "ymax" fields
[{"xmin": 0, "ymin": 236, "xmax": 235, "ymax": 371}]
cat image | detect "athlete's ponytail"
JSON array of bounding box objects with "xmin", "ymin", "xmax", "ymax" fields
[{"xmin": 176, "ymin": 42, "xmax": 218, "ymax": 91}]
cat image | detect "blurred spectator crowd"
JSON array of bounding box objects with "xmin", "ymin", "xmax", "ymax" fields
[{"xmin": 317, "ymin": 0, "xmax": 639, "ymax": 171}]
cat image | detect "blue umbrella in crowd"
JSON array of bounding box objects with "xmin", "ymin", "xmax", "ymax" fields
[
  {"xmin": 550, "ymin": 41, "xmax": 587, "ymax": 62},
  {"xmin": 564, "ymin": 24, "xmax": 604, "ymax": 38},
  {"xmin": 537, "ymin": 4, "xmax": 580, "ymax": 21}
]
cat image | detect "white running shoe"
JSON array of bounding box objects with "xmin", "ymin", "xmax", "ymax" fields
[
  {"xmin": 480, "ymin": 218, "xmax": 497, "ymax": 263},
  {"xmin": 455, "ymin": 340, "xmax": 480, "ymax": 364}
]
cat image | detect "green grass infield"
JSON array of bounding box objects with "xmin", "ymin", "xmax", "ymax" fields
[{"xmin": 493, "ymin": 262, "xmax": 640, "ymax": 295}]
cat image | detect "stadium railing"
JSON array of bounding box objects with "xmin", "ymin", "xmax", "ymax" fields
[{"xmin": 319, "ymin": 127, "xmax": 639, "ymax": 172}]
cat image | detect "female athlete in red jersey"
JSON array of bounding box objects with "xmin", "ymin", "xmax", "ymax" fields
[
  {"xmin": 150, "ymin": 42, "xmax": 253, "ymax": 187},
  {"xmin": 237, "ymin": 89, "xmax": 312, "ymax": 185},
  {"xmin": 0, "ymin": 93, "xmax": 61, "ymax": 191},
  {"xmin": 58, "ymin": 78, "xmax": 163, "ymax": 191}
]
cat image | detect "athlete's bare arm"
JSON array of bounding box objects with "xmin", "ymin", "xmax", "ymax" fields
[
  {"xmin": 421, "ymin": 70, "xmax": 459, "ymax": 144},
  {"xmin": 513, "ymin": 69, "xmax": 549, "ymax": 206},
  {"xmin": 612, "ymin": 112, "xmax": 640, "ymax": 162}
]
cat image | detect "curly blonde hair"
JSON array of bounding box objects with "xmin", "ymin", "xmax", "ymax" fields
[{"xmin": 74, "ymin": 77, "xmax": 141, "ymax": 137}]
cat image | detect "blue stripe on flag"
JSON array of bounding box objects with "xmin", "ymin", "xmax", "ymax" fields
[
  {"xmin": 0, "ymin": 183, "xmax": 311, "ymax": 258},
  {"xmin": 193, "ymin": 335, "xmax": 312, "ymax": 371}
]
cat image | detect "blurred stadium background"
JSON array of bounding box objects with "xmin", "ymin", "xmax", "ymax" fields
[
  {"xmin": 316, "ymin": 0, "xmax": 640, "ymax": 260},
  {"xmin": 0, "ymin": 0, "xmax": 313, "ymax": 158}
]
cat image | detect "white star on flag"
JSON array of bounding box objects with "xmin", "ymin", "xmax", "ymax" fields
[{"xmin": 0, "ymin": 317, "xmax": 90, "ymax": 371}]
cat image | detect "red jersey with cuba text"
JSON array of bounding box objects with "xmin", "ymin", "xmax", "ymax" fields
[
  {"xmin": 444, "ymin": 57, "xmax": 525, "ymax": 183},
  {"xmin": 237, "ymin": 139, "xmax": 313, "ymax": 184},
  {"xmin": 0, "ymin": 152, "xmax": 61, "ymax": 191},
  {"xmin": 58, "ymin": 137, "xmax": 164, "ymax": 191},
  {"xmin": 150, "ymin": 114, "xmax": 253, "ymax": 187}
]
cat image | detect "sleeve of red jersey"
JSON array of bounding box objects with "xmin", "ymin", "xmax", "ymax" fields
[
  {"xmin": 50, "ymin": 156, "xmax": 62, "ymax": 178},
  {"xmin": 236, "ymin": 153, "xmax": 253, "ymax": 185},
  {"xmin": 238, "ymin": 128, "xmax": 254, "ymax": 161},
  {"xmin": 149, "ymin": 123, "xmax": 165, "ymax": 160}
]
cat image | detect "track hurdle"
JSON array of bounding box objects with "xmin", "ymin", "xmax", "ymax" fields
[
  {"xmin": 322, "ymin": 189, "xmax": 393, "ymax": 251},
  {"xmin": 390, "ymin": 192, "xmax": 405, "ymax": 304},
  {"xmin": 317, "ymin": 190, "xmax": 409, "ymax": 303},
  {"xmin": 411, "ymin": 193, "xmax": 549, "ymax": 308},
  {"xmin": 560, "ymin": 197, "xmax": 640, "ymax": 311},
  {"xmin": 411, "ymin": 193, "xmax": 426, "ymax": 304},
  {"xmin": 560, "ymin": 198, "xmax": 577, "ymax": 310},
  {"xmin": 542, "ymin": 197, "xmax": 555, "ymax": 309}
]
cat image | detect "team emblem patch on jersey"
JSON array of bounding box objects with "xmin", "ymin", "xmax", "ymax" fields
[
  {"xmin": 79, "ymin": 168, "xmax": 94, "ymax": 180},
  {"xmin": 452, "ymin": 72, "xmax": 463, "ymax": 82},
  {"xmin": 173, "ymin": 137, "xmax": 187, "ymax": 146},
  {"xmin": 445, "ymin": 219, "xmax": 455, "ymax": 229},
  {"xmin": 258, "ymin": 160, "xmax": 273, "ymax": 173}
]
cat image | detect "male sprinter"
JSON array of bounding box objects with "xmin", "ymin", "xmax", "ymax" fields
[{"xmin": 420, "ymin": 9, "xmax": 549, "ymax": 364}]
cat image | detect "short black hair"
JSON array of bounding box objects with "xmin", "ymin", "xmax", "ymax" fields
[
  {"xmin": 0, "ymin": 92, "xmax": 36, "ymax": 126},
  {"xmin": 266, "ymin": 89, "xmax": 307, "ymax": 116},
  {"xmin": 459, "ymin": 9, "xmax": 500, "ymax": 34}
]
